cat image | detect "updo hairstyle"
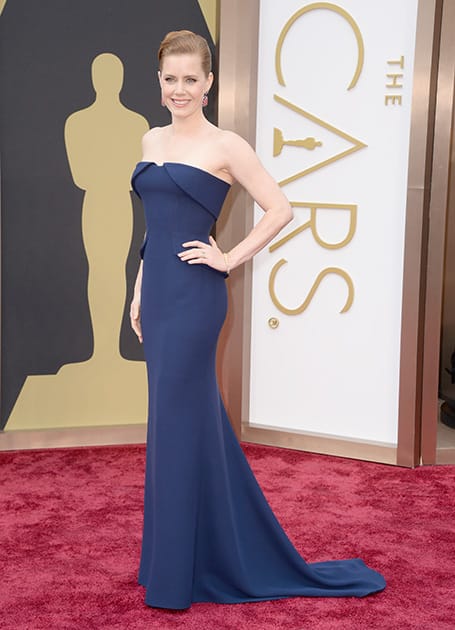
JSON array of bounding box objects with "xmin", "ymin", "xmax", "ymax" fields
[{"xmin": 158, "ymin": 30, "xmax": 212, "ymax": 77}]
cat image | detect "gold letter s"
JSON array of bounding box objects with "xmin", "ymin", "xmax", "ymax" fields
[{"xmin": 269, "ymin": 260, "xmax": 354, "ymax": 315}]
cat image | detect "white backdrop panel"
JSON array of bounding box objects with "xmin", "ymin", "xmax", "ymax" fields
[{"xmin": 249, "ymin": 0, "xmax": 419, "ymax": 444}]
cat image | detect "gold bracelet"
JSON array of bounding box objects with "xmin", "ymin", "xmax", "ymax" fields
[{"xmin": 223, "ymin": 252, "xmax": 231, "ymax": 275}]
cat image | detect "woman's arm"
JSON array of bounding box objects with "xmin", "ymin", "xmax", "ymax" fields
[
  {"xmin": 178, "ymin": 131, "xmax": 293, "ymax": 273},
  {"xmin": 130, "ymin": 260, "xmax": 143, "ymax": 343},
  {"xmin": 222, "ymin": 131, "xmax": 293, "ymax": 269}
]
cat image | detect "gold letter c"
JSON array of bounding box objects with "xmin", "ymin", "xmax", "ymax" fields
[{"xmin": 275, "ymin": 2, "xmax": 364, "ymax": 90}]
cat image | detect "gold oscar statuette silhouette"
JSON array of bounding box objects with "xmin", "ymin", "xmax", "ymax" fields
[
  {"xmin": 7, "ymin": 53, "xmax": 150, "ymax": 430},
  {"xmin": 273, "ymin": 128, "xmax": 322, "ymax": 157}
]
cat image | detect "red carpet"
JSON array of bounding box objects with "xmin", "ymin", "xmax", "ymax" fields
[{"xmin": 0, "ymin": 442, "xmax": 454, "ymax": 629}]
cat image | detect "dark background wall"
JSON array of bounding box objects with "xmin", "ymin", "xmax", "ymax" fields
[{"xmin": 0, "ymin": 0, "xmax": 217, "ymax": 429}]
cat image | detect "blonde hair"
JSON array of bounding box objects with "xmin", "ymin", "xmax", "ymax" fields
[{"xmin": 158, "ymin": 30, "xmax": 212, "ymax": 77}]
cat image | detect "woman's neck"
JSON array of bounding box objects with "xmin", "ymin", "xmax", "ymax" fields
[{"xmin": 170, "ymin": 111, "xmax": 209, "ymax": 136}]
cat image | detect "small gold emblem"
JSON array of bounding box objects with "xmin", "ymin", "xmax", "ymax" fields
[{"xmin": 268, "ymin": 317, "xmax": 279, "ymax": 329}]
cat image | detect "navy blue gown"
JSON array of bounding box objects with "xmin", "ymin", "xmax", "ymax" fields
[{"xmin": 131, "ymin": 161, "xmax": 386, "ymax": 609}]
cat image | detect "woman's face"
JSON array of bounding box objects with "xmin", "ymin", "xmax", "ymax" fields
[{"xmin": 159, "ymin": 53, "xmax": 213, "ymax": 118}]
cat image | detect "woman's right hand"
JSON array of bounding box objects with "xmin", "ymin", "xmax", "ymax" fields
[{"xmin": 130, "ymin": 295, "xmax": 143, "ymax": 343}]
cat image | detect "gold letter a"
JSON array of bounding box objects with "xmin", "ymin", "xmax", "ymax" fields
[{"xmin": 274, "ymin": 93, "xmax": 367, "ymax": 188}]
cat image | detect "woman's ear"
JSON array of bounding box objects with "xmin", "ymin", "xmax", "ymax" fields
[{"xmin": 206, "ymin": 71, "xmax": 214, "ymax": 92}]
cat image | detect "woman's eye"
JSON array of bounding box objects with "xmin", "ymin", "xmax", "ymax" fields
[{"xmin": 186, "ymin": 78, "xmax": 196, "ymax": 84}]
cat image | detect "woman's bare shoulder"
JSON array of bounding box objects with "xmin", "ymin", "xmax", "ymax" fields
[
  {"xmin": 141, "ymin": 126, "xmax": 171, "ymax": 156},
  {"xmin": 214, "ymin": 128, "xmax": 255, "ymax": 163},
  {"xmin": 142, "ymin": 125, "xmax": 170, "ymax": 141},
  {"xmin": 217, "ymin": 128, "xmax": 252, "ymax": 151}
]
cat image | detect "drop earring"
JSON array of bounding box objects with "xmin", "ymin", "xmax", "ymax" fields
[{"xmin": 202, "ymin": 92, "xmax": 208, "ymax": 107}]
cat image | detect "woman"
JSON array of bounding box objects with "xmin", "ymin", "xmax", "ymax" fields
[{"xmin": 130, "ymin": 30, "xmax": 385, "ymax": 610}]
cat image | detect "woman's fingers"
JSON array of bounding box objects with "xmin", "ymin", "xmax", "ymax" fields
[
  {"xmin": 133, "ymin": 322, "xmax": 143, "ymax": 343},
  {"xmin": 181, "ymin": 239, "xmax": 204, "ymax": 248},
  {"xmin": 177, "ymin": 247, "xmax": 202, "ymax": 261},
  {"xmin": 130, "ymin": 301, "xmax": 143, "ymax": 343},
  {"xmin": 177, "ymin": 239, "xmax": 225, "ymax": 272},
  {"xmin": 208, "ymin": 235, "xmax": 219, "ymax": 250}
]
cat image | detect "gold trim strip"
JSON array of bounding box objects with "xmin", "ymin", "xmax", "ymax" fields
[
  {"xmin": 396, "ymin": 0, "xmax": 441, "ymax": 467},
  {"xmin": 217, "ymin": 0, "xmax": 260, "ymax": 438},
  {"xmin": 421, "ymin": 0, "xmax": 455, "ymax": 465},
  {"xmin": 0, "ymin": 424, "xmax": 146, "ymax": 452},
  {"xmin": 242, "ymin": 424, "xmax": 397, "ymax": 466}
]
